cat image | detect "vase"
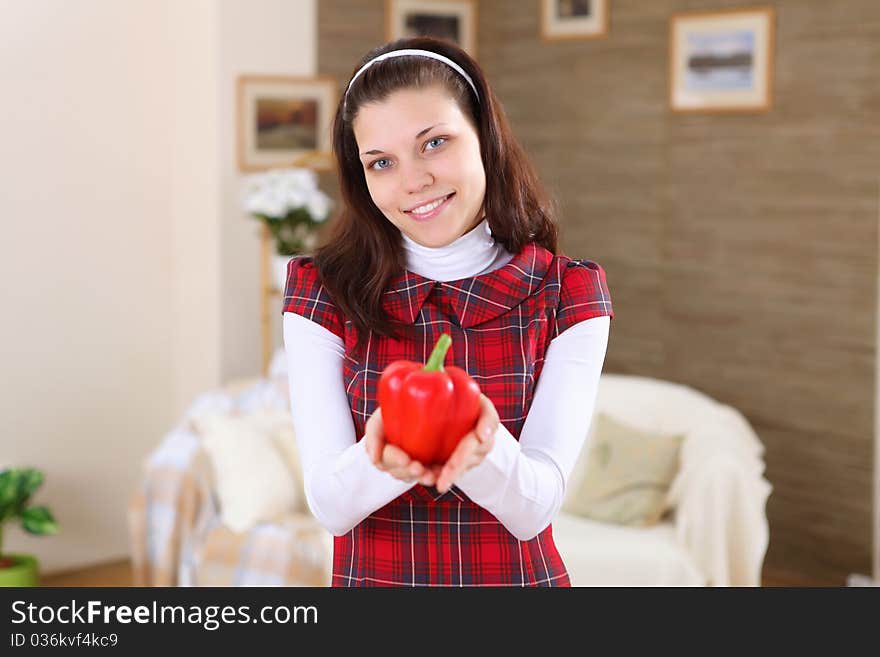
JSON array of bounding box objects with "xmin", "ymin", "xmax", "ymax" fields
[{"xmin": 0, "ymin": 554, "xmax": 39, "ymax": 587}]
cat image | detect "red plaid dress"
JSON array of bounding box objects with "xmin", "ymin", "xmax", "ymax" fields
[{"xmin": 282, "ymin": 242, "xmax": 613, "ymax": 586}]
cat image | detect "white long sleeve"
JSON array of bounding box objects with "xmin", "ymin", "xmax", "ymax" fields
[
  {"xmin": 453, "ymin": 315, "xmax": 609, "ymax": 540},
  {"xmin": 283, "ymin": 310, "xmax": 610, "ymax": 540},
  {"xmin": 282, "ymin": 314, "xmax": 414, "ymax": 536}
]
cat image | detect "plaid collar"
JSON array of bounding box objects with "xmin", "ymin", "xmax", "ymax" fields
[{"xmin": 382, "ymin": 242, "xmax": 554, "ymax": 328}]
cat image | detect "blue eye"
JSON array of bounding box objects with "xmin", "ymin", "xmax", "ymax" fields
[{"xmin": 367, "ymin": 137, "xmax": 447, "ymax": 171}]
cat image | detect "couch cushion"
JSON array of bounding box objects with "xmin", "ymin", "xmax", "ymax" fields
[
  {"xmin": 193, "ymin": 412, "xmax": 300, "ymax": 533},
  {"xmin": 562, "ymin": 412, "xmax": 684, "ymax": 527},
  {"xmin": 552, "ymin": 513, "xmax": 705, "ymax": 586},
  {"xmin": 244, "ymin": 409, "xmax": 306, "ymax": 511}
]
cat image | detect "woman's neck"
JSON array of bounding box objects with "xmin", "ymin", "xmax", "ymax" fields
[{"xmin": 400, "ymin": 218, "xmax": 512, "ymax": 282}]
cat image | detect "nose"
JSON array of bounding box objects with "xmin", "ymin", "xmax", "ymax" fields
[{"xmin": 402, "ymin": 161, "xmax": 434, "ymax": 194}]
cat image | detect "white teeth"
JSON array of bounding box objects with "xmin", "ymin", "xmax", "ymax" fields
[{"xmin": 409, "ymin": 194, "xmax": 450, "ymax": 215}]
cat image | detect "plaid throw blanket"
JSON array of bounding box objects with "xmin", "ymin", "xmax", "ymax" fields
[{"xmin": 127, "ymin": 376, "xmax": 332, "ymax": 586}]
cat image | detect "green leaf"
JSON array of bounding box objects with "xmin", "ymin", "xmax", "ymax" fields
[
  {"xmin": 0, "ymin": 469, "xmax": 18, "ymax": 520},
  {"xmin": 18, "ymin": 468, "xmax": 43, "ymax": 502},
  {"xmin": 9, "ymin": 468, "xmax": 42, "ymax": 519},
  {"xmin": 0, "ymin": 469, "xmax": 47, "ymax": 524},
  {"xmin": 20, "ymin": 506, "xmax": 59, "ymax": 535}
]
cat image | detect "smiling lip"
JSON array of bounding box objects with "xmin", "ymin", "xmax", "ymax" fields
[{"xmin": 404, "ymin": 193, "xmax": 455, "ymax": 222}]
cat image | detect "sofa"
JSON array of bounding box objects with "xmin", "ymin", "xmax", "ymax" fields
[
  {"xmin": 554, "ymin": 373, "xmax": 772, "ymax": 586},
  {"xmin": 129, "ymin": 350, "xmax": 771, "ymax": 587}
]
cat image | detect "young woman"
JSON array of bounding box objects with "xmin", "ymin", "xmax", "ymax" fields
[{"xmin": 282, "ymin": 36, "xmax": 613, "ymax": 586}]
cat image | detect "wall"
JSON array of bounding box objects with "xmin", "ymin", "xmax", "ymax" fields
[
  {"xmin": 218, "ymin": 0, "xmax": 317, "ymax": 382},
  {"xmin": 318, "ymin": 0, "xmax": 880, "ymax": 584},
  {"xmin": 0, "ymin": 0, "xmax": 314, "ymax": 575},
  {"xmin": 0, "ymin": 0, "xmax": 180, "ymax": 573},
  {"xmin": 168, "ymin": 0, "xmax": 223, "ymax": 449}
]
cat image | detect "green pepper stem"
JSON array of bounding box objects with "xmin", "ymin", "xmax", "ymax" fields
[{"xmin": 424, "ymin": 334, "xmax": 452, "ymax": 372}]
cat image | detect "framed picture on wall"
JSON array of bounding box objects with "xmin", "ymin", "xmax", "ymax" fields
[
  {"xmin": 385, "ymin": 0, "xmax": 477, "ymax": 58},
  {"xmin": 669, "ymin": 6, "xmax": 775, "ymax": 114},
  {"xmin": 236, "ymin": 75, "xmax": 337, "ymax": 172},
  {"xmin": 540, "ymin": 0, "xmax": 609, "ymax": 41}
]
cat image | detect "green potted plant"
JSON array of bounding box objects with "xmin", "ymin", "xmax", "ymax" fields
[
  {"xmin": 241, "ymin": 167, "xmax": 333, "ymax": 291},
  {"xmin": 0, "ymin": 467, "xmax": 59, "ymax": 587}
]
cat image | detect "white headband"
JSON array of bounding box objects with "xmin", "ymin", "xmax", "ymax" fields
[{"xmin": 345, "ymin": 48, "xmax": 480, "ymax": 105}]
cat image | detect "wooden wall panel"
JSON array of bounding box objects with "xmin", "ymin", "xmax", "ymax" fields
[{"xmin": 318, "ymin": 0, "xmax": 880, "ymax": 584}]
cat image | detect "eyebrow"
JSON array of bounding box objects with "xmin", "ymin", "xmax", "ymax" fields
[{"xmin": 360, "ymin": 123, "xmax": 447, "ymax": 157}]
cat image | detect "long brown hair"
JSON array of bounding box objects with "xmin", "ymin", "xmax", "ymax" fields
[{"xmin": 315, "ymin": 36, "xmax": 559, "ymax": 357}]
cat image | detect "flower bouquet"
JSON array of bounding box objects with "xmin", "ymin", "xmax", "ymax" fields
[{"xmin": 242, "ymin": 167, "xmax": 333, "ymax": 290}]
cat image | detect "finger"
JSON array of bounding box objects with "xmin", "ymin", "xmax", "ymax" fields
[
  {"xmin": 370, "ymin": 408, "xmax": 385, "ymax": 462},
  {"xmin": 477, "ymin": 422, "xmax": 496, "ymax": 443},
  {"xmin": 476, "ymin": 429, "xmax": 495, "ymax": 455},
  {"xmin": 476, "ymin": 394, "xmax": 499, "ymax": 443},
  {"xmin": 364, "ymin": 410, "xmax": 385, "ymax": 464},
  {"xmin": 417, "ymin": 464, "xmax": 442, "ymax": 486},
  {"xmin": 381, "ymin": 443, "xmax": 411, "ymax": 469},
  {"xmin": 390, "ymin": 461, "xmax": 424, "ymax": 484},
  {"xmin": 364, "ymin": 432, "xmax": 381, "ymax": 466},
  {"xmin": 453, "ymin": 433, "xmax": 481, "ymax": 465},
  {"xmin": 437, "ymin": 434, "xmax": 479, "ymax": 492}
]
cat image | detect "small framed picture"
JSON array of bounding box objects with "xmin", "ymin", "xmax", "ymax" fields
[
  {"xmin": 385, "ymin": 0, "xmax": 477, "ymax": 58},
  {"xmin": 669, "ymin": 6, "xmax": 775, "ymax": 114},
  {"xmin": 236, "ymin": 75, "xmax": 338, "ymax": 172},
  {"xmin": 540, "ymin": 0, "xmax": 609, "ymax": 41}
]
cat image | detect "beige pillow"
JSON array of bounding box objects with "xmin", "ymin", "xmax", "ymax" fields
[
  {"xmin": 562, "ymin": 413, "xmax": 684, "ymax": 527},
  {"xmin": 246, "ymin": 409, "xmax": 306, "ymax": 511},
  {"xmin": 194, "ymin": 412, "xmax": 300, "ymax": 533}
]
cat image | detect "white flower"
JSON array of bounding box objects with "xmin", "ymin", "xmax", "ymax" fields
[
  {"xmin": 282, "ymin": 187, "xmax": 307, "ymax": 211},
  {"xmin": 285, "ymin": 168, "xmax": 318, "ymax": 191},
  {"xmin": 305, "ymin": 190, "xmax": 331, "ymax": 222},
  {"xmin": 242, "ymin": 194, "xmax": 263, "ymax": 215},
  {"xmin": 242, "ymin": 166, "xmax": 332, "ymax": 228},
  {"xmin": 263, "ymin": 198, "xmax": 286, "ymax": 218}
]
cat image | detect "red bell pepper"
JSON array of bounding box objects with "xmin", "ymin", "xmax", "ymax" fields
[{"xmin": 378, "ymin": 333, "xmax": 482, "ymax": 466}]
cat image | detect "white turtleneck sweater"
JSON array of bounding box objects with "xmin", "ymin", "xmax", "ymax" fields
[{"xmin": 282, "ymin": 219, "xmax": 610, "ymax": 541}]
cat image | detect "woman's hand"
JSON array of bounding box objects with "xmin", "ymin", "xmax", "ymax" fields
[
  {"xmin": 364, "ymin": 394, "xmax": 500, "ymax": 492},
  {"xmin": 364, "ymin": 407, "xmax": 437, "ymax": 486},
  {"xmin": 434, "ymin": 394, "xmax": 499, "ymax": 493}
]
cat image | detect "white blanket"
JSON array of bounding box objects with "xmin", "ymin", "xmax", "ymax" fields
[
  {"xmin": 666, "ymin": 403, "xmax": 772, "ymax": 586},
  {"xmin": 594, "ymin": 375, "xmax": 772, "ymax": 587}
]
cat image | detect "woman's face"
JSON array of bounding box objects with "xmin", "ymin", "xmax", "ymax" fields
[{"xmin": 352, "ymin": 84, "xmax": 486, "ymax": 248}]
